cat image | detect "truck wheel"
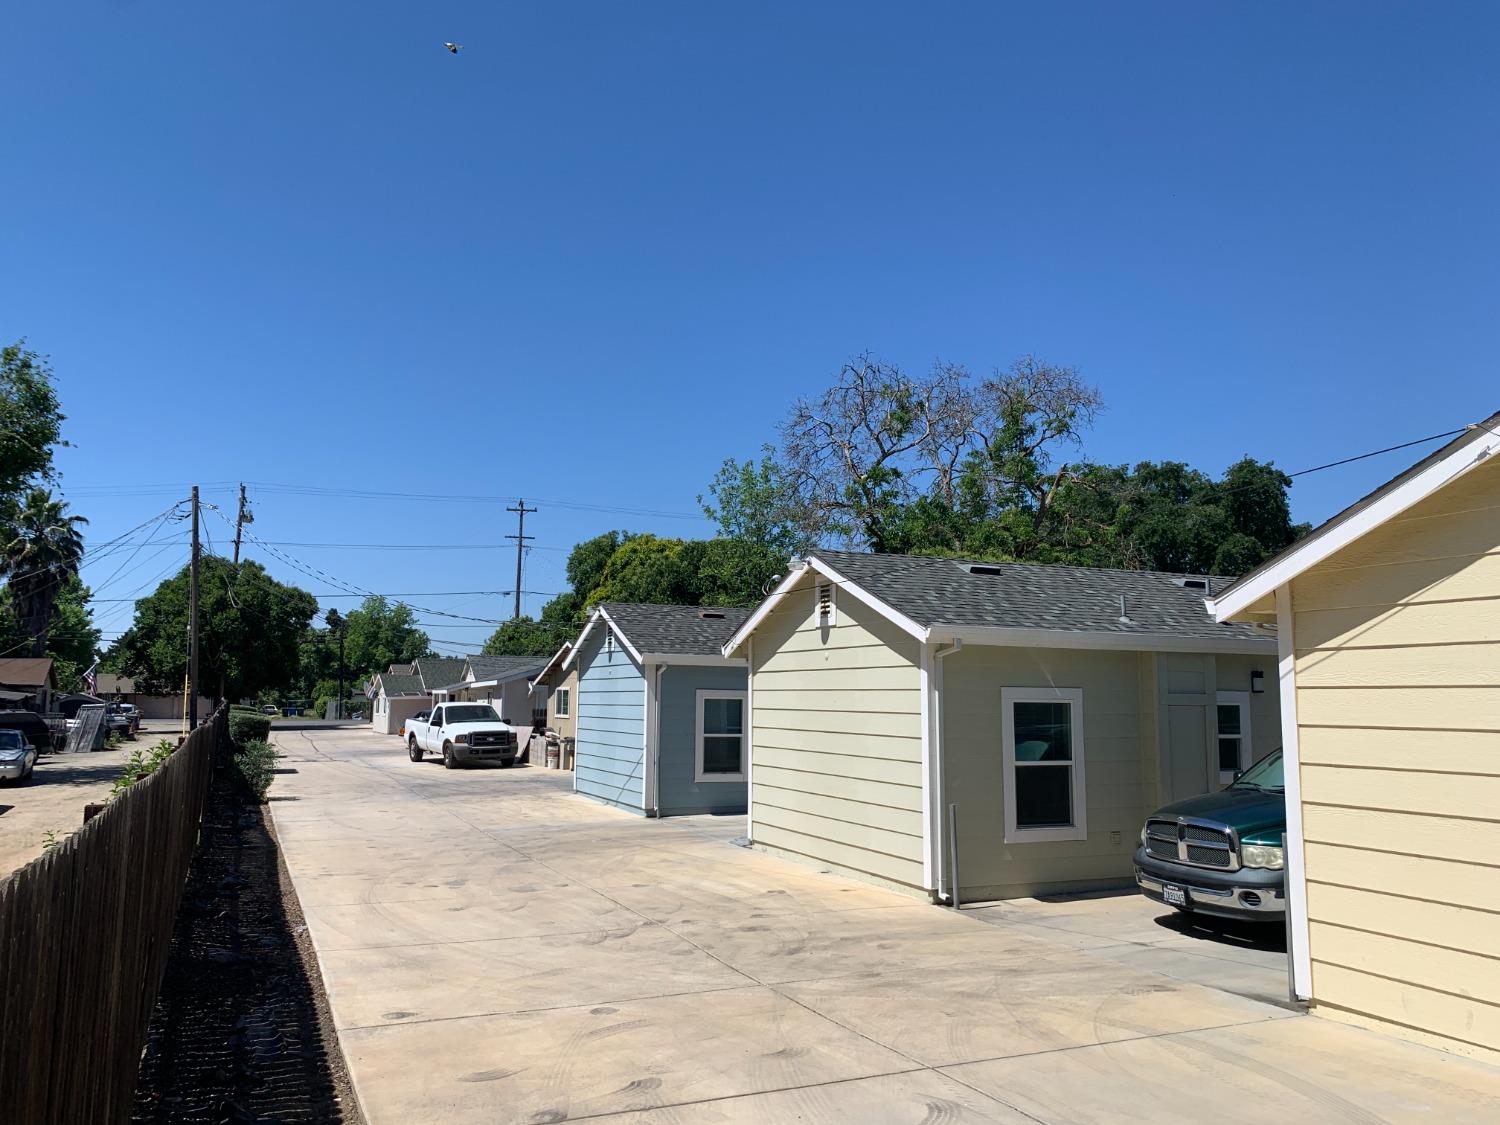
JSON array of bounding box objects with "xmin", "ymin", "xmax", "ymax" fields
[
  {"xmin": 408, "ymin": 737, "xmax": 423, "ymax": 762},
  {"xmin": 443, "ymin": 742, "xmax": 459, "ymax": 769}
]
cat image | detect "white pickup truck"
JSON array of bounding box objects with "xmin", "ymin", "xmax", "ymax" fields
[{"xmin": 404, "ymin": 702, "xmax": 522, "ymax": 769}]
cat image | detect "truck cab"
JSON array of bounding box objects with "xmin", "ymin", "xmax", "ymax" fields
[
  {"xmin": 1134, "ymin": 748, "xmax": 1287, "ymax": 921},
  {"xmin": 405, "ymin": 703, "xmax": 520, "ymax": 769}
]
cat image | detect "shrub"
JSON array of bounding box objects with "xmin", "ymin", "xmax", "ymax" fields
[
  {"xmin": 111, "ymin": 739, "xmax": 176, "ymax": 796},
  {"xmin": 229, "ymin": 711, "xmax": 272, "ymax": 749},
  {"xmin": 232, "ymin": 738, "xmax": 277, "ymax": 803}
]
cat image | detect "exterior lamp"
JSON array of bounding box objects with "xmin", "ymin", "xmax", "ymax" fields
[{"xmin": 1251, "ymin": 670, "xmax": 1265, "ymax": 694}]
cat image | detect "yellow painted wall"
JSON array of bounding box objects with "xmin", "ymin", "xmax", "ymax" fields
[
  {"xmin": 1291, "ymin": 455, "xmax": 1500, "ymax": 1063},
  {"xmin": 749, "ymin": 575, "xmax": 926, "ymax": 891}
]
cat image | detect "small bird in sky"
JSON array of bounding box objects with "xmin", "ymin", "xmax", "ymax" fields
[{"xmin": 444, "ymin": 42, "xmax": 463, "ymax": 54}]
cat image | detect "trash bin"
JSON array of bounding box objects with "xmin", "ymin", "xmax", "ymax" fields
[
  {"xmin": 545, "ymin": 740, "xmax": 561, "ymax": 769},
  {"xmin": 561, "ymin": 737, "xmax": 575, "ymax": 770}
]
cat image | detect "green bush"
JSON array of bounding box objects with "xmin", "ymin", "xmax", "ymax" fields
[
  {"xmin": 229, "ymin": 711, "xmax": 272, "ymax": 749},
  {"xmin": 111, "ymin": 739, "xmax": 176, "ymax": 796},
  {"xmin": 232, "ymin": 738, "xmax": 277, "ymax": 803}
]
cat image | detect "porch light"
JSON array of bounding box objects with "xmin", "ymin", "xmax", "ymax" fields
[{"xmin": 1251, "ymin": 670, "xmax": 1265, "ymax": 694}]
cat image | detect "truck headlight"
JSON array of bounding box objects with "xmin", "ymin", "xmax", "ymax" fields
[
  {"xmin": 454, "ymin": 734, "xmax": 469, "ymax": 744},
  {"xmin": 1140, "ymin": 825, "xmax": 1148, "ymax": 846},
  {"xmin": 0, "ymin": 749, "xmax": 25, "ymax": 762},
  {"xmin": 1241, "ymin": 844, "xmax": 1284, "ymax": 870}
]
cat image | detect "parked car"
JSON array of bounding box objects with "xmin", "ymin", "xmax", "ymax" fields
[
  {"xmin": 1134, "ymin": 748, "xmax": 1286, "ymax": 921},
  {"xmin": 262, "ymin": 705, "xmax": 279, "ymax": 715},
  {"xmin": 404, "ymin": 703, "xmax": 520, "ymax": 769},
  {"xmin": 0, "ymin": 709, "xmax": 63, "ymax": 753},
  {"xmin": 0, "ymin": 728, "xmax": 37, "ymax": 783}
]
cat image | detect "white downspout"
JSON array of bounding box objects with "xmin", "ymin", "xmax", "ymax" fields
[
  {"xmin": 745, "ymin": 636, "xmax": 755, "ymax": 842},
  {"xmin": 647, "ymin": 663, "xmax": 666, "ymax": 817},
  {"xmin": 931, "ymin": 638, "xmax": 962, "ymax": 905}
]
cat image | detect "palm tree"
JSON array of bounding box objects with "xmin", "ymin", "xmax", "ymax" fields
[{"xmin": 1, "ymin": 490, "xmax": 87, "ymax": 657}]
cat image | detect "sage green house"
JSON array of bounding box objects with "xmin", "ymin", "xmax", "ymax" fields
[{"xmin": 723, "ymin": 551, "xmax": 1281, "ymax": 903}]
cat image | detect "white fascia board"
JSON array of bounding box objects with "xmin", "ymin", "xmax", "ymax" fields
[
  {"xmin": 1209, "ymin": 427, "xmax": 1500, "ymax": 622},
  {"xmin": 532, "ymin": 641, "xmax": 573, "ymax": 685},
  {"xmin": 721, "ymin": 563, "xmax": 811, "ymax": 657},
  {"xmin": 640, "ymin": 653, "xmax": 749, "ymax": 668},
  {"xmin": 935, "ymin": 625, "xmax": 1278, "ymax": 655},
  {"xmin": 465, "ymin": 678, "xmax": 500, "ymax": 690},
  {"xmin": 595, "ymin": 607, "xmax": 645, "ymax": 665},
  {"xmin": 561, "ymin": 611, "xmax": 606, "ymax": 671}
]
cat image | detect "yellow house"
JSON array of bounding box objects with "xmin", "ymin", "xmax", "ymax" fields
[
  {"xmin": 1209, "ymin": 413, "xmax": 1500, "ymax": 1065},
  {"xmin": 723, "ymin": 551, "xmax": 1280, "ymax": 904}
]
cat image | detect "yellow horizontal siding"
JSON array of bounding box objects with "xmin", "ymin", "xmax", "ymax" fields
[
  {"xmin": 1308, "ymin": 923, "xmax": 1500, "ymax": 1007},
  {"xmin": 1294, "ymin": 598, "xmax": 1500, "ymax": 650},
  {"xmin": 1296, "ymin": 686, "xmax": 1500, "ymax": 730},
  {"xmin": 1302, "ymin": 804, "xmax": 1500, "ymax": 862},
  {"xmin": 752, "ymin": 763, "xmax": 920, "ymax": 812},
  {"xmin": 753, "ymin": 782, "xmax": 923, "ymax": 837},
  {"xmin": 1303, "ymin": 842, "xmax": 1498, "ymax": 912},
  {"xmin": 752, "ymin": 744, "xmax": 922, "ymax": 786},
  {"xmin": 749, "ymin": 578, "xmax": 925, "ymax": 891},
  {"xmin": 1293, "ymin": 550, "xmax": 1500, "ymax": 611},
  {"xmin": 1306, "ymin": 882, "xmax": 1496, "ymax": 954},
  {"xmin": 1299, "ymin": 726, "xmax": 1500, "ymax": 774},
  {"xmin": 1296, "ymin": 643, "xmax": 1500, "ymax": 686},
  {"xmin": 1312, "ymin": 964, "xmax": 1500, "ymax": 1057},
  {"xmin": 1301, "ymin": 764, "xmax": 1500, "ymax": 819}
]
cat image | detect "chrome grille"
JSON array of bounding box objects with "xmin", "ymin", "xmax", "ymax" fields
[
  {"xmin": 1186, "ymin": 844, "xmax": 1232, "ymax": 867},
  {"xmin": 1183, "ymin": 824, "xmax": 1229, "ymax": 845},
  {"xmin": 1145, "ymin": 837, "xmax": 1177, "ymax": 861}
]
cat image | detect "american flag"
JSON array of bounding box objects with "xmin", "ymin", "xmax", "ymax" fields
[{"xmin": 83, "ymin": 661, "xmax": 98, "ymax": 694}]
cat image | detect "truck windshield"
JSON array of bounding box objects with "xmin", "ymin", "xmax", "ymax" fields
[
  {"xmin": 444, "ymin": 705, "xmax": 500, "ymax": 724},
  {"xmin": 1232, "ymin": 748, "xmax": 1284, "ymax": 791}
]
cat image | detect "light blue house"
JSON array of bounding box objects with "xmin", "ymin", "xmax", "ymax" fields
[{"xmin": 565, "ymin": 602, "xmax": 751, "ymax": 817}]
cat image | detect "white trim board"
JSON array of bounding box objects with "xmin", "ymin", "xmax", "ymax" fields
[
  {"xmin": 1209, "ymin": 423, "xmax": 1500, "ymax": 622},
  {"xmin": 1000, "ymin": 686, "xmax": 1088, "ymax": 845},
  {"xmin": 694, "ymin": 688, "xmax": 748, "ymax": 783},
  {"xmin": 1277, "ymin": 584, "xmax": 1312, "ymax": 999}
]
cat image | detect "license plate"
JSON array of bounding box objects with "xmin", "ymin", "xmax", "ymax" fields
[{"xmin": 1162, "ymin": 884, "xmax": 1188, "ymax": 907}]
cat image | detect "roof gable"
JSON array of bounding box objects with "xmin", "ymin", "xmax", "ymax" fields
[
  {"xmin": 597, "ymin": 603, "xmax": 751, "ymax": 658},
  {"xmin": 412, "ymin": 657, "xmax": 468, "ymax": 692},
  {"xmin": 464, "ymin": 654, "xmax": 548, "ymax": 683}
]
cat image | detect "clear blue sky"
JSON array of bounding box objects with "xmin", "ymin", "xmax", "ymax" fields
[{"xmin": 4, "ymin": 3, "xmax": 1496, "ymax": 654}]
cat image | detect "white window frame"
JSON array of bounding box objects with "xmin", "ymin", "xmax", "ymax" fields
[
  {"xmin": 695, "ymin": 689, "xmax": 747, "ymax": 783},
  {"xmin": 1001, "ymin": 686, "xmax": 1087, "ymax": 844},
  {"xmin": 555, "ymin": 687, "xmax": 570, "ymax": 718},
  {"xmin": 1215, "ymin": 690, "xmax": 1252, "ymax": 783}
]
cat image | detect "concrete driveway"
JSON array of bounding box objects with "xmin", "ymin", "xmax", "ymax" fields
[{"xmin": 270, "ymin": 726, "xmax": 1500, "ymax": 1124}]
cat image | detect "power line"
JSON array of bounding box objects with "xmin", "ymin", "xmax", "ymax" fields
[{"xmin": 1285, "ymin": 428, "xmax": 1467, "ymax": 478}]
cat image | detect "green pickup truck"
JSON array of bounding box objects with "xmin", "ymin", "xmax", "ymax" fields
[{"xmin": 1134, "ymin": 749, "xmax": 1286, "ymax": 921}]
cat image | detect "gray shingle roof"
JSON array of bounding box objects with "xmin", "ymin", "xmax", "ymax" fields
[
  {"xmin": 814, "ymin": 550, "xmax": 1265, "ymax": 642},
  {"xmin": 377, "ymin": 673, "xmax": 425, "ymax": 697},
  {"xmin": 412, "ymin": 657, "xmax": 468, "ymax": 692},
  {"xmin": 601, "ymin": 603, "xmax": 752, "ymax": 657},
  {"xmin": 465, "ymin": 655, "xmax": 548, "ymax": 683}
]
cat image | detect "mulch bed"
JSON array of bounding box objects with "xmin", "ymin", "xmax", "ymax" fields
[{"xmin": 132, "ymin": 770, "xmax": 362, "ymax": 1124}]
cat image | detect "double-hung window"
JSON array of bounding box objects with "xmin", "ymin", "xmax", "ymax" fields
[
  {"xmin": 695, "ymin": 690, "xmax": 747, "ymax": 782},
  {"xmin": 1215, "ymin": 691, "xmax": 1251, "ymax": 781},
  {"xmin": 1001, "ymin": 687, "xmax": 1087, "ymax": 843},
  {"xmin": 555, "ymin": 688, "xmax": 570, "ymax": 718}
]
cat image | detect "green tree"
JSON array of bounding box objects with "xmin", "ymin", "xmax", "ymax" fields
[
  {"xmin": 699, "ymin": 447, "xmax": 810, "ymax": 559},
  {"xmin": 481, "ymin": 616, "xmax": 564, "ymax": 657},
  {"xmin": 0, "ymin": 341, "xmax": 66, "ymax": 498},
  {"xmin": 108, "ymin": 558, "xmax": 318, "ymax": 700},
  {"xmin": 0, "ymin": 574, "xmax": 100, "ymax": 689},
  {"xmin": 584, "ymin": 534, "xmax": 696, "ymax": 606},
  {"xmin": 0, "ymin": 489, "xmax": 87, "ymax": 656}
]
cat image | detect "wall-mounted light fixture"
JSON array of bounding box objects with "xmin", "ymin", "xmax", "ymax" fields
[{"xmin": 1251, "ymin": 670, "xmax": 1265, "ymax": 694}]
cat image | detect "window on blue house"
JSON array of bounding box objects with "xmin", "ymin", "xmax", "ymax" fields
[{"xmin": 696, "ymin": 690, "xmax": 747, "ymax": 782}]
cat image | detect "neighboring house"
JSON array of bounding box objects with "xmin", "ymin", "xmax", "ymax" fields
[
  {"xmin": 440, "ymin": 654, "xmax": 549, "ymax": 730},
  {"xmin": 386, "ymin": 663, "xmax": 415, "ymax": 675},
  {"xmin": 723, "ymin": 551, "xmax": 1280, "ymax": 902},
  {"xmin": 92, "ymin": 673, "xmax": 211, "ymax": 721},
  {"xmin": 565, "ymin": 603, "xmax": 751, "ymax": 816},
  {"xmin": 1208, "ymin": 414, "xmax": 1500, "ymax": 1065},
  {"xmin": 530, "ymin": 641, "xmax": 578, "ymax": 743},
  {"xmin": 411, "ymin": 657, "xmax": 468, "ymax": 701},
  {"xmin": 0, "ymin": 657, "xmax": 56, "ymax": 713},
  {"xmin": 369, "ymin": 672, "xmax": 429, "ymax": 736}
]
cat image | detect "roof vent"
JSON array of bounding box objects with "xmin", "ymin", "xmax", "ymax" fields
[
  {"xmin": 1173, "ymin": 577, "xmax": 1210, "ymax": 592},
  {"xmin": 698, "ymin": 610, "xmax": 726, "ymax": 619},
  {"xmin": 963, "ymin": 564, "xmax": 1005, "ymax": 577}
]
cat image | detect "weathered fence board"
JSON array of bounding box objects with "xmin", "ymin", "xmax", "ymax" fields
[{"xmin": 0, "ymin": 707, "xmax": 226, "ymax": 1125}]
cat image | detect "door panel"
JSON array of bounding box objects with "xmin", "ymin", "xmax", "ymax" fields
[{"xmin": 1166, "ymin": 703, "xmax": 1210, "ymax": 802}]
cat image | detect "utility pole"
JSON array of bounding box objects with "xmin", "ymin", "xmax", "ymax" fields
[
  {"xmin": 189, "ymin": 486, "xmax": 201, "ymax": 728},
  {"xmin": 232, "ymin": 482, "xmax": 252, "ymax": 565},
  {"xmin": 326, "ymin": 609, "xmax": 346, "ymax": 721},
  {"xmin": 505, "ymin": 500, "xmax": 536, "ymax": 620}
]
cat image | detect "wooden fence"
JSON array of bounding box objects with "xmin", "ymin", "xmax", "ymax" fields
[{"xmin": 0, "ymin": 706, "xmax": 227, "ymax": 1124}]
